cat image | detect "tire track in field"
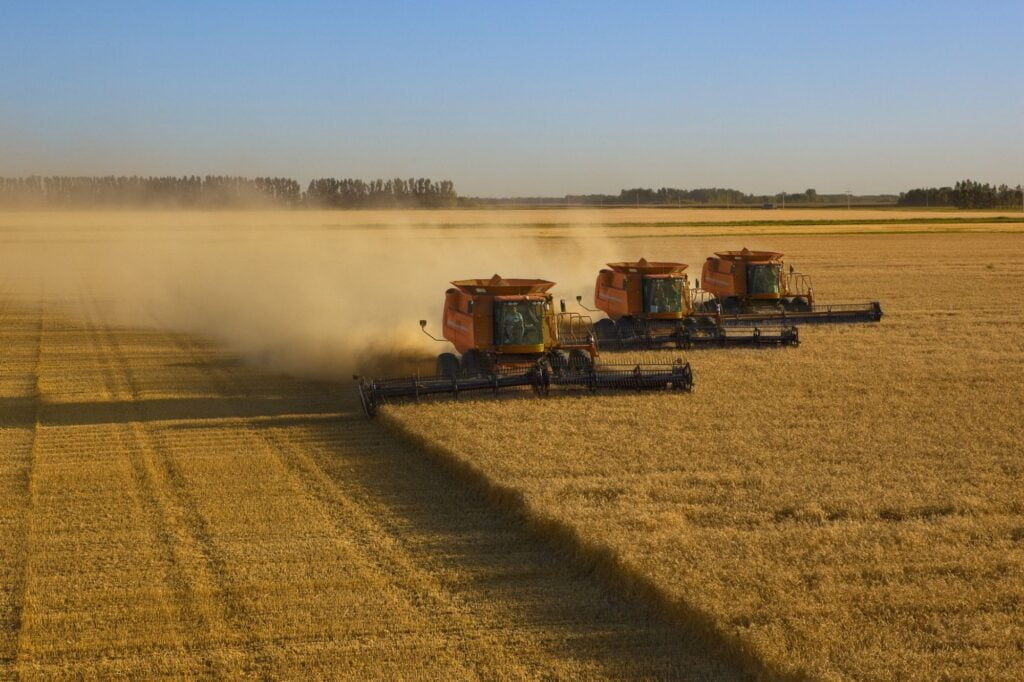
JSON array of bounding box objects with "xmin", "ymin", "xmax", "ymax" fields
[
  {"xmin": 7, "ymin": 288, "xmax": 232, "ymax": 672},
  {"xmin": 0, "ymin": 300, "xmax": 41, "ymax": 670},
  {"xmin": 166, "ymin": 333, "xmax": 740, "ymax": 679},
  {"xmin": 74, "ymin": 291, "xmax": 248, "ymax": 675},
  {"xmin": 164, "ymin": 332, "xmax": 573, "ymax": 676},
  {"xmin": 90, "ymin": 307, "xmax": 476, "ymax": 676},
  {"xmin": 160, "ymin": 334, "xmax": 502, "ymax": 677}
]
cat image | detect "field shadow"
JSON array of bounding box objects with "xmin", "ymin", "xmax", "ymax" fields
[
  {"xmin": 37, "ymin": 396, "xmax": 337, "ymax": 427},
  {"xmin": 30, "ymin": 314, "xmax": 745, "ymax": 678},
  {"xmin": 168, "ymin": 370, "xmax": 745, "ymax": 678},
  {"xmin": 0, "ymin": 397, "xmax": 36, "ymax": 428},
  {"xmin": 319, "ymin": 400, "xmax": 745, "ymax": 677}
]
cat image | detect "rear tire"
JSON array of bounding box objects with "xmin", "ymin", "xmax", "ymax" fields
[{"xmin": 436, "ymin": 352, "xmax": 459, "ymax": 378}]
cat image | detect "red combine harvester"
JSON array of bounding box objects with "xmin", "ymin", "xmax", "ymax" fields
[
  {"xmin": 699, "ymin": 248, "xmax": 883, "ymax": 324},
  {"xmin": 581, "ymin": 259, "xmax": 798, "ymax": 349},
  {"xmin": 355, "ymin": 275, "xmax": 692, "ymax": 417}
]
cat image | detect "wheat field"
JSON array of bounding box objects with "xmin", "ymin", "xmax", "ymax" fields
[
  {"xmin": 1, "ymin": 209, "xmax": 1022, "ymax": 678},
  {"xmin": 387, "ymin": 229, "xmax": 1024, "ymax": 679},
  {"xmin": 0, "ymin": 290, "xmax": 737, "ymax": 677}
]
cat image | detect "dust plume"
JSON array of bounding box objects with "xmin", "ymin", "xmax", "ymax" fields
[{"xmin": 0, "ymin": 212, "xmax": 631, "ymax": 379}]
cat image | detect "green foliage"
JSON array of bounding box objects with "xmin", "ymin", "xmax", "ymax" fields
[
  {"xmin": 560, "ymin": 187, "xmax": 894, "ymax": 206},
  {"xmin": 899, "ymin": 179, "xmax": 1023, "ymax": 208},
  {"xmin": 0, "ymin": 175, "xmax": 456, "ymax": 208},
  {"xmin": 305, "ymin": 177, "xmax": 457, "ymax": 208}
]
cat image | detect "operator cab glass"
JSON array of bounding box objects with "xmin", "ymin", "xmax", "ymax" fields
[
  {"xmin": 495, "ymin": 300, "xmax": 545, "ymax": 346},
  {"xmin": 747, "ymin": 264, "xmax": 782, "ymax": 295},
  {"xmin": 642, "ymin": 278, "xmax": 683, "ymax": 314}
]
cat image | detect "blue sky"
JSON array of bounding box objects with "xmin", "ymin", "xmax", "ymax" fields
[{"xmin": 1, "ymin": 1, "xmax": 1021, "ymax": 195}]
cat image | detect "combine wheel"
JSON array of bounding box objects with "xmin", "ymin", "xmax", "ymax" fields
[
  {"xmin": 356, "ymin": 380, "xmax": 378, "ymax": 417},
  {"xmin": 436, "ymin": 352, "xmax": 459, "ymax": 378},
  {"xmin": 617, "ymin": 317, "xmax": 636, "ymax": 339},
  {"xmin": 720, "ymin": 297, "xmax": 740, "ymax": 314},
  {"xmin": 568, "ymin": 349, "xmax": 592, "ymax": 372},
  {"xmin": 790, "ymin": 298, "xmax": 811, "ymax": 312},
  {"xmin": 548, "ymin": 350, "xmax": 569, "ymax": 372},
  {"xmin": 594, "ymin": 318, "xmax": 617, "ymax": 342},
  {"xmin": 777, "ymin": 298, "xmax": 791, "ymax": 311},
  {"xmin": 460, "ymin": 349, "xmax": 489, "ymax": 376}
]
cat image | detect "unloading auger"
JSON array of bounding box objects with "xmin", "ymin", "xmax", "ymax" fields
[{"xmin": 355, "ymin": 275, "xmax": 692, "ymax": 417}]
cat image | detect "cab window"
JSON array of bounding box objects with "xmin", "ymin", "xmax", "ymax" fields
[
  {"xmin": 747, "ymin": 264, "xmax": 781, "ymax": 294},
  {"xmin": 642, "ymin": 278, "xmax": 683, "ymax": 313},
  {"xmin": 495, "ymin": 300, "xmax": 544, "ymax": 345}
]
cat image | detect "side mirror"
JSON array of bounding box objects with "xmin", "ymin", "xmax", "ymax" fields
[
  {"xmin": 694, "ymin": 278, "xmax": 699, "ymax": 289},
  {"xmin": 419, "ymin": 320, "xmax": 444, "ymax": 342},
  {"xmin": 575, "ymin": 295, "xmax": 582, "ymax": 303},
  {"xmin": 559, "ymin": 299, "xmax": 566, "ymax": 313}
]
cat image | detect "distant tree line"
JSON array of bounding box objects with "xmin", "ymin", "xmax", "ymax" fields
[
  {"xmin": 0, "ymin": 175, "xmax": 457, "ymax": 208},
  {"xmin": 305, "ymin": 177, "xmax": 456, "ymax": 208},
  {"xmin": 558, "ymin": 187, "xmax": 895, "ymax": 207},
  {"xmin": 898, "ymin": 179, "xmax": 1023, "ymax": 209}
]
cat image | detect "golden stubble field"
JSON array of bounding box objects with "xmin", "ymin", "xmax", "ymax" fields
[
  {"xmin": 1, "ymin": 208, "xmax": 1022, "ymax": 678},
  {"xmin": 0, "ymin": 276, "xmax": 736, "ymax": 674},
  {"xmin": 387, "ymin": 229, "xmax": 1024, "ymax": 679}
]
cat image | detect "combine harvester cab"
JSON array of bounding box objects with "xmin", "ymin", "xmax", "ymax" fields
[
  {"xmin": 699, "ymin": 248, "xmax": 883, "ymax": 325},
  {"xmin": 583, "ymin": 259, "xmax": 799, "ymax": 349},
  {"xmin": 355, "ymin": 274, "xmax": 692, "ymax": 417}
]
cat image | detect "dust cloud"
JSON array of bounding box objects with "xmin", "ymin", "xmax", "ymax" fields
[{"xmin": 0, "ymin": 213, "xmax": 643, "ymax": 379}]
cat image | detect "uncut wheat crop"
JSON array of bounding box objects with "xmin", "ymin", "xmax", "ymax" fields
[{"xmin": 386, "ymin": 230, "xmax": 1024, "ymax": 680}]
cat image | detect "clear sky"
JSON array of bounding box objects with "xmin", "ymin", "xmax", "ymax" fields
[{"xmin": 1, "ymin": 1, "xmax": 1021, "ymax": 196}]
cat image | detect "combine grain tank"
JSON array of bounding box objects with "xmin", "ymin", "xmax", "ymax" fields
[
  {"xmin": 699, "ymin": 248, "xmax": 883, "ymax": 324},
  {"xmin": 355, "ymin": 274, "xmax": 692, "ymax": 417},
  {"xmin": 583, "ymin": 259, "xmax": 798, "ymax": 349}
]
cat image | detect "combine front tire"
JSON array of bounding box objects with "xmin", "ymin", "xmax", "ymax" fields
[
  {"xmin": 548, "ymin": 351, "xmax": 569, "ymax": 372},
  {"xmin": 460, "ymin": 349, "xmax": 489, "ymax": 376},
  {"xmin": 617, "ymin": 317, "xmax": 636, "ymax": 340},
  {"xmin": 594, "ymin": 318, "xmax": 617, "ymax": 342},
  {"xmin": 568, "ymin": 349, "xmax": 592, "ymax": 372},
  {"xmin": 436, "ymin": 353, "xmax": 459, "ymax": 378}
]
